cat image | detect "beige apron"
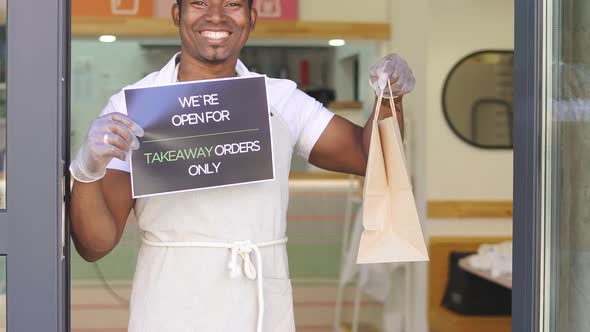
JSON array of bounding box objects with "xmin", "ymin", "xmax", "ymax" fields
[{"xmin": 128, "ymin": 110, "xmax": 296, "ymax": 332}]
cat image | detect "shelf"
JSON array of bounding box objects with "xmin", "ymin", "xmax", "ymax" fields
[
  {"xmin": 428, "ymin": 200, "xmax": 513, "ymax": 219},
  {"xmin": 72, "ymin": 17, "xmax": 390, "ymax": 40},
  {"xmin": 328, "ymin": 101, "xmax": 363, "ymax": 110}
]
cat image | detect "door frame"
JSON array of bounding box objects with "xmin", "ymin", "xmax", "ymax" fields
[
  {"xmin": 513, "ymin": 0, "xmax": 544, "ymax": 331},
  {"xmin": 0, "ymin": 0, "xmax": 70, "ymax": 331}
]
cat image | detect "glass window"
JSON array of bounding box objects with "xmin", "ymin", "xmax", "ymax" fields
[
  {"xmin": 544, "ymin": 0, "xmax": 590, "ymax": 330},
  {"xmin": 1, "ymin": 256, "xmax": 5, "ymax": 332}
]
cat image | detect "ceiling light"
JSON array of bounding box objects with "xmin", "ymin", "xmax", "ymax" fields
[
  {"xmin": 329, "ymin": 39, "xmax": 346, "ymax": 47},
  {"xmin": 99, "ymin": 35, "xmax": 117, "ymax": 43}
]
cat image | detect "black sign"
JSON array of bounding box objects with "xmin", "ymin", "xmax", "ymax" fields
[{"xmin": 125, "ymin": 76, "xmax": 274, "ymax": 198}]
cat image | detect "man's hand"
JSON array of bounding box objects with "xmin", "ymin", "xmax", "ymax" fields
[
  {"xmin": 70, "ymin": 113, "xmax": 144, "ymax": 183},
  {"xmin": 369, "ymin": 53, "xmax": 415, "ymax": 99}
]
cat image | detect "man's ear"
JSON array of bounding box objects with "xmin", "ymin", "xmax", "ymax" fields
[
  {"xmin": 172, "ymin": 3, "xmax": 181, "ymax": 27},
  {"xmin": 249, "ymin": 7, "xmax": 258, "ymax": 31}
]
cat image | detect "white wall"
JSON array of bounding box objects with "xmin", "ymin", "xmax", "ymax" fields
[
  {"xmin": 386, "ymin": 0, "xmax": 514, "ymax": 205},
  {"xmin": 386, "ymin": 1, "xmax": 514, "ymax": 331},
  {"xmin": 387, "ymin": 2, "xmax": 430, "ymax": 331},
  {"xmin": 426, "ymin": 0, "xmax": 514, "ymax": 200}
]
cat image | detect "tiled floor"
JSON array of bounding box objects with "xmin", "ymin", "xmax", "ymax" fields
[{"xmin": 70, "ymin": 279, "xmax": 383, "ymax": 331}]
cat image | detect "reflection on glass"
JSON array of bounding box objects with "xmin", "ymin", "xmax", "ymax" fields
[
  {"xmin": 1, "ymin": 256, "xmax": 5, "ymax": 332},
  {"xmin": 547, "ymin": 0, "xmax": 590, "ymax": 331}
]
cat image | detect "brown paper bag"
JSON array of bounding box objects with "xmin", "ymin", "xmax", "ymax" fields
[{"xmin": 356, "ymin": 81, "xmax": 429, "ymax": 264}]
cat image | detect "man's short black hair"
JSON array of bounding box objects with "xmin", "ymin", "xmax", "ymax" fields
[{"xmin": 176, "ymin": 0, "xmax": 254, "ymax": 9}]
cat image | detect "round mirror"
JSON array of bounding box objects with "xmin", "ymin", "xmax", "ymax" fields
[{"xmin": 442, "ymin": 50, "xmax": 514, "ymax": 149}]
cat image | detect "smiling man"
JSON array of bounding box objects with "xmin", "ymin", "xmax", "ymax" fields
[{"xmin": 69, "ymin": 0, "xmax": 416, "ymax": 331}]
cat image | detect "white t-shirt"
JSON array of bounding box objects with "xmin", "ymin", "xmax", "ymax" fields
[{"xmin": 100, "ymin": 53, "xmax": 334, "ymax": 172}]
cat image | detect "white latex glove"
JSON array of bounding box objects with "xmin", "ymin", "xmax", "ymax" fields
[
  {"xmin": 70, "ymin": 113, "xmax": 144, "ymax": 183},
  {"xmin": 369, "ymin": 53, "xmax": 416, "ymax": 99}
]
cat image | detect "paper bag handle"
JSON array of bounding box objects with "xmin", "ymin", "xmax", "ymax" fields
[
  {"xmin": 373, "ymin": 81, "xmax": 405, "ymax": 155},
  {"xmin": 362, "ymin": 81, "xmax": 401, "ymax": 232},
  {"xmin": 374, "ymin": 80, "xmax": 398, "ymax": 122}
]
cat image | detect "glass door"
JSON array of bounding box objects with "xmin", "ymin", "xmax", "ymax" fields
[
  {"xmin": 514, "ymin": 0, "xmax": 590, "ymax": 331},
  {"xmin": 0, "ymin": 0, "xmax": 70, "ymax": 331},
  {"xmin": 541, "ymin": 0, "xmax": 590, "ymax": 331}
]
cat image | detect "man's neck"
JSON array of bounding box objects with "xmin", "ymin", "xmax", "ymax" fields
[{"xmin": 177, "ymin": 53, "xmax": 238, "ymax": 82}]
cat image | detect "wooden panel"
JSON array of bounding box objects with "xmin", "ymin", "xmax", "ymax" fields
[
  {"xmin": 428, "ymin": 200, "xmax": 513, "ymax": 219},
  {"xmin": 328, "ymin": 101, "xmax": 363, "ymax": 109},
  {"xmin": 72, "ymin": 17, "xmax": 177, "ymax": 38},
  {"xmin": 428, "ymin": 237, "xmax": 512, "ymax": 332},
  {"xmin": 71, "ymin": 17, "xmax": 390, "ymax": 40}
]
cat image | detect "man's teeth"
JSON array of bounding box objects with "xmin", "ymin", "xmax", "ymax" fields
[{"xmin": 201, "ymin": 31, "xmax": 229, "ymax": 39}]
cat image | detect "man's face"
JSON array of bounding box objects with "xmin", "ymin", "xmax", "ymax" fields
[{"xmin": 173, "ymin": 0, "xmax": 256, "ymax": 64}]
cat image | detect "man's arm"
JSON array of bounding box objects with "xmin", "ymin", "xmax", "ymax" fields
[
  {"xmin": 69, "ymin": 112, "xmax": 143, "ymax": 262},
  {"xmin": 308, "ymin": 96, "xmax": 404, "ymax": 176},
  {"xmin": 70, "ymin": 170, "xmax": 134, "ymax": 262},
  {"xmin": 308, "ymin": 53, "xmax": 413, "ymax": 176}
]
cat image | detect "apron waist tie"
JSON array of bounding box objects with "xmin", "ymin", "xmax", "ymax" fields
[{"xmin": 142, "ymin": 236, "xmax": 289, "ymax": 332}]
